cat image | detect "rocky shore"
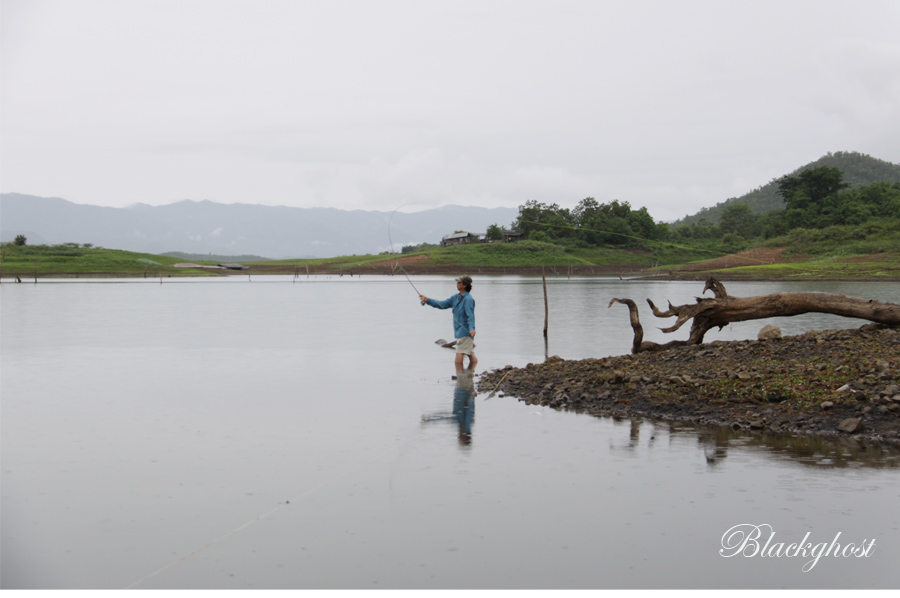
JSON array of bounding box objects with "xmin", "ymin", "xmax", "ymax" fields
[{"xmin": 477, "ymin": 324, "xmax": 900, "ymax": 446}]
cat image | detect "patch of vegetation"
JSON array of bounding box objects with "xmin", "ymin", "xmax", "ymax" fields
[
  {"xmin": 258, "ymin": 253, "xmax": 394, "ymax": 270},
  {"xmin": 162, "ymin": 251, "xmax": 271, "ymax": 262},
  {"xmin": 682, "ymin": 258, "xmax": 900, "ymax": 281},
  {"xmin": 254, "ymin": 239, "xmax": 717, "ymax": 272},
  {"xmin": 0, "ymin": 243, "xmax": 221, "ymax": 278},
  {"xmin": 761, "ymin": 219, "xmax": 900, "ymax": 258},
  {"xmin": 430, "ymin": 240, "xmax": 582, "ymax": 267}
]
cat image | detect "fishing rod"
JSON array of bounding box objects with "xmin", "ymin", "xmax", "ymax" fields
[{"xmin": 388, "ymin": 205, "xmax": 426, "ymax": 304}]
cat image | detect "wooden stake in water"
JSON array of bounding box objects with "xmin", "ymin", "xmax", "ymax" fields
[{"xmin": 542, "ymin": 265, "xmax": 548, "ymax": 338}]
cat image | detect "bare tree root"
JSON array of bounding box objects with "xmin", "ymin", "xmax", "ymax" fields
[{"xmin": 610, "ymin": 276, "xmax": 900, "ymax": 354}]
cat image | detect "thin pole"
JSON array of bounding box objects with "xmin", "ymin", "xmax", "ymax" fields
[{"xmin": 542, "ymin": 265, "xmax": 548, "ymax": 338}]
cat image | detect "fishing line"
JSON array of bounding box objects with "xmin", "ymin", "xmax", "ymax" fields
[
  {"xmin": 485, "ymin": 368, "xmax": 513, "ymax": 400},
  {"xmin": 388, "ymin": 204, "xmax": 425, "ymax": 304}
]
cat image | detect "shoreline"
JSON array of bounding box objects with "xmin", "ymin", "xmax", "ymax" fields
[
  {"xmin": 3, "ymin": 244, "xmax": 897, "ymax": 282},
  {"xmin": 476, "ymin": 324, "xmax": 900, "ymax": 448}
]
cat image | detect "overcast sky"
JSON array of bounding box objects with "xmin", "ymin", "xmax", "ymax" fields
[{"xmin": 2, "ymin": 0, "xmax": 899, "ymax": 222}]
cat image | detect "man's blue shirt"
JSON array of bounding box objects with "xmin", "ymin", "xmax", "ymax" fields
[{"xmin": 426, "ymin": 292, "xmax": 475, "ymax": 339}]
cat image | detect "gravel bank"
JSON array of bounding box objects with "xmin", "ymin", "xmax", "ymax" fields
[{"xmin": 477, "ymin": 324, "xmax": 900, "ymax": 446}]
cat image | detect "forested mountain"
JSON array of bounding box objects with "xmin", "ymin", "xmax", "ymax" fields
[
  {"xmin": 673, "ymin": 152, "xmax": 900, "ymax": 227},
  {"xmin": 505, "ymin": 157, "xmax": 899, "ymax": 255}
]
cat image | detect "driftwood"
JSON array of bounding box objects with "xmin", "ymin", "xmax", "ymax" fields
[{"xmin": 610, "ymin": 277, "xmax": 900, "ymax": 354}]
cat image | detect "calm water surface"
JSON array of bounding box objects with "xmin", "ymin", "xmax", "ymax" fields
[{"xmin": 2, "ymin": 276, "xmax": 898, "ymax": 589}]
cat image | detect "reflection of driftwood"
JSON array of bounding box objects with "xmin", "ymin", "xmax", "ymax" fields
[{"xmin": 610, "ymin": 276, "xmax": 900, "ymax": 354}]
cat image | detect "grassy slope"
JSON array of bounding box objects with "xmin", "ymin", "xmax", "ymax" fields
[
  {"xmin": 258, "ymin": 240, "xmax": 719, "ymax": 269},
  {"xmin": 0, "ymin": 245, "xmax": 221, "ymax": 278},
  {"xmin": 665, "ymin": 255, "xmax": 900, "ymax": 281}
]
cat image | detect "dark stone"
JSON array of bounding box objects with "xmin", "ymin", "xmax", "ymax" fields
[{"xmin": 837, "ymin": 418, "xmax": 863, "ymax": 434}]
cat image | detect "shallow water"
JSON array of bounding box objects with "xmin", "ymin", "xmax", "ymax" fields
[{"xmin": 1, "ymin": 276, "xmax": 898, "ymax": 589}]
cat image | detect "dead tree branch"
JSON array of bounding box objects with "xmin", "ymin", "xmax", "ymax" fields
[{"xmin": 610, "ymin": 276, "xmax": 900, "ymax": 353}]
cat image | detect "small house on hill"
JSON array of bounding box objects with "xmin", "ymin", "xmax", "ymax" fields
[
  {"xmin": 441, "ymin": 229, "xmax": 522, "ymax": 246},
  {"xmin": 441, "ymin": 232, "xmax": 478, "ymax": 247}
]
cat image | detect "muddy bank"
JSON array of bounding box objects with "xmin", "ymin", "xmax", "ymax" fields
[{"xmin": 477, "ymin": 324, "xmax": 900, "ymax": 446}]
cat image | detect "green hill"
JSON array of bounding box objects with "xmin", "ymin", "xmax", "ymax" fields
[{"xmin": 673, "ymin": 151, "xmax": 900, "ymax": 227}]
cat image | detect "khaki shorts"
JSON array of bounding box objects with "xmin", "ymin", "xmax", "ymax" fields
[{"xmin": 455, "ymin": 336, "xmax": 475, "ymax": 355}]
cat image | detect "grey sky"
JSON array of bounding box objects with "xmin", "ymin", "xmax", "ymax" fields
[{"xmin": 2, "ymin": 0, "xmax": 899, "ymax": 222}]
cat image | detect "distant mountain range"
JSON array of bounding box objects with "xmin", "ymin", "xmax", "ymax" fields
[
  {"xmin": 673, "ymin": 151, "xmax": 900, "ymax": 227},
  {"xmin": 4, "ymin": 152, "xmax": 897, "ymax": 257},
  {"xmin": 0, "ymin": 196, "xmax": 519, "ymax": 258}
]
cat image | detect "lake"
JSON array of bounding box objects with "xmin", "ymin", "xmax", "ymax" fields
[{"xmin": 1, "ymin": 275, "xmax": 898, "ymax": 589}]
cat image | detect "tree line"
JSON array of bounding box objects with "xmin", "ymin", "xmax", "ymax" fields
[
  {"xmin": 507, "ymin": 166, "xmax": 900, "ymax": 252},
  {"xmin": 674, "ymin": 167, "xmax": 900, "ymax": 245},
  {"xmin": 511, "ymin": 198, "xmax": 667, "ymax": 247}
]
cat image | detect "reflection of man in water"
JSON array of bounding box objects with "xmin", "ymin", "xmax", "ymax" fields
[
  {"xmin": 419, "ymin": 275, "xmax": 477, "ymax": 368},
  {"xmin": 453, "ymin": 365, "xmax": 476, "ymax": 445},
  {"xmin": 421, "ymin": 365, "xmax": 476, "ymax": 447}
]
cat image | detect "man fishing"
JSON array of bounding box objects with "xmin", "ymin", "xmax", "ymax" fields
[{"xmin": 419, "ymin": 275, "xmax": 477, "ymax": 368}]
